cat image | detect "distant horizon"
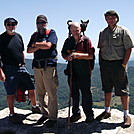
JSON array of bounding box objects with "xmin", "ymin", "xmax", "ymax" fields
[{"xmin": 25, "ymin": 57, "xmax": 134, "ymax": 64}]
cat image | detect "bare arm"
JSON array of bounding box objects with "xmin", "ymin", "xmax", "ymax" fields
[
  {"xmin": 27, "ymin": 41, "xmax": 52, "ymax": 53},
  {"xmin": 33, "ymin": 41, "xmax": 52, "ymax": 49},
  {"xmin": 27, "ymin": 45, "xmax": 39, "ymax": 53},
  {"xmin": 71, "ymin": 52, "xmax": 93, "ymax": 60},
  {"xmin": 122, "ymin": 48, "xmax": 132, "ymax": 66}
]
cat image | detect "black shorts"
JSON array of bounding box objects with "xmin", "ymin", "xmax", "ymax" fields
[{"xmin": 100, "ymin": 59, "xmax": 129, "ymax": 96}]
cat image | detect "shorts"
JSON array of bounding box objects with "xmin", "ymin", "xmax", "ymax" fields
[
  {"xmin": 3, "ymin": 65, "xmax": 34, "ymax": 95},
  {"xmin": 100, "ymin": 59, "xmax": 129, "ymax": 96}
]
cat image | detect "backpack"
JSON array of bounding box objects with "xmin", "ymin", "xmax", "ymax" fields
[
  {"xmin": 15, "ymin": 65, "xmax": 34, "ymax": 103},
  {"xmin": 15, "ymin": 88, "xmax": 27, "ymax": 103}
]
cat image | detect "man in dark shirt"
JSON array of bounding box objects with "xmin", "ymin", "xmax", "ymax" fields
[
  {"xmin": 27, "ymin": 15, "xmax": 58, "ymax": 128},
  {"xmin": 61, "ymin": 22, "xmax": 94, "ymax": 123},
  {"xmin": 0, "ymin": 18, "xmax": 40, "ymax": 123}
]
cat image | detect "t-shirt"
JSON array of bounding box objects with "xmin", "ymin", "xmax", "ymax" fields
[
  {"xmin": 0, "ymin": 32, "xmax": 24, "ymax": 67},
  {"xmin": 27, "ymin": 29, "xmax": 58, "ymax": 67}
]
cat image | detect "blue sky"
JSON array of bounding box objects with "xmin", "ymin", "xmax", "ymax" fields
[{"xmin": 0, "ymin": 0, "xmax": 134, "ymax": 63}]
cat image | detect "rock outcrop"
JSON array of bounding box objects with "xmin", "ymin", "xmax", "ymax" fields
[{"xmin": 0, "ymin": 107, "xmax": 134, "ymax": 134}]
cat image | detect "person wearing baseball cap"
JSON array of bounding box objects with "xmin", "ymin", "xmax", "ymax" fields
[
  {"xmin": 0, "ymin": 17, "xmax": 41, "ymax": 123},
  {"xmin": 96, "ymin": 10, "xmax": 134, "ymax": 127},
  {"xmin": 3, "ymin": 17, "xmax": 18, "ymax": 35},
  {"xmin": 27, "ymin": 15, "xmax": 58, "ymax": 128},
  {"xmin": 36, "ymin": 15, "xmax": 48, "ymax": 23}
]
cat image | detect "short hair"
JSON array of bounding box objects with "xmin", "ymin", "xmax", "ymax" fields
[{"xmin": 104, "ymin": 10, "xmax": 119, "ymax": 22}]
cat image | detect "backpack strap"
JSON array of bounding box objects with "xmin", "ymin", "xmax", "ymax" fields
[
  {"xmin": 33, "ymin": 29, "xmax": 51, "ymax": 41},
  {"xmin": 83, "ymin": 36, "xmax": 95, "ymax": 71},
  {"xmin": 83, "ymin": 36, "xmax": 89, "ymax": 53},
  {"xmin": 46, "ymin": 29, "xmax": 51, "ymax": 35}
]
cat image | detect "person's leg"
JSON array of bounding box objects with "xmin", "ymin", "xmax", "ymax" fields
[
  {"xmin": 34, "ymin": 68, "xmax": 48, "ymax": 114},
  {"xmin": 121, "ymin": 95, "xmax": 131, "ymax": 127},
  {"xmin": 121, "ymin": 95, "xmax": 129, "ymax": 111},
  {"xmin": 112, "ymin": 61, "xmax": 131, "ymax": 127},
  {"xmin": 79, "ymin": 77, "xmax": 93, "ymax": 117},
  {"xmin": 96, "ymin": 60, "xmax": 113, "ymax": 121},
  {"xmin": 7, "ymin": 95, "xmax": 15, "ymax": 114},
  {"xmin": 104, "ymin": 93, "xmax": 112, "ymax": 107},
  {"xmin": 3, "ymin": 65, "xmax": 19, "ymax": 115},
  {"xmin": 43, "ymin": 67, "xmax": 58, "ymax": 120},
  {"xmin": 42, "ymin": 67, "xmax": 58, "ymax": 128},
  {"xmin": 79, "ymin": 77, "xmax": 94, "ymax": 123},
  {"xmin": 71, "ymin": 77, "xmax": 80, "ymax": 115},
  {"xmin": 37, "ymin": 94, "xmax": 48, "ymax": 115},
  {"xmin": 28, "ymin": 90, "xmax": 37, "ymax": 106}
]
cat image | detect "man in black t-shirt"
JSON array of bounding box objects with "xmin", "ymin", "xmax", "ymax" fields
[{"xmin": 0, "ymin": 18, "xmax": 40, "ymax": 123}]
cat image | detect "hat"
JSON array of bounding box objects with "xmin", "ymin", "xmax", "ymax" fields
[
  {"xmin": 104, "ymin": 10, "xmax": 119, "ymax": 22},
  {"xmin": 36, "ymin": 15, "xmax": 48, "ymax": 23},
  {"xmin": 4, "ymin": 18, "xmax": 18, "ymax": 26}
]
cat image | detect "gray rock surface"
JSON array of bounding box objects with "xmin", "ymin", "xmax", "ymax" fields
[{"xmin": 0, "ymin": 107, "xmax": 134, "ymax": 134}]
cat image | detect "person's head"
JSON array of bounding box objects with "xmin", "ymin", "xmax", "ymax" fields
[
  {"xmin": 70, "ymin": 22, "xmax": 81, "ymax": 38},
  {"xmin": 104, "ymin": 10, "xmax": 119, "ymax": 28},
  {"xmin": 36, "ymin": 15, "xmax": 48, "ymax": 34},
  {"xmin": 4, "ymin": 17, "xmax": 18, "ymax": 35}
]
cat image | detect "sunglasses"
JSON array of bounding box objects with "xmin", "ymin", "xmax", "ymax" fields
[
  {"xmin": 6, "ymin": 23, "xmax": 16, "ymax": 26},
  {"xmin": 37, "ymin": 21, "xmax": 47, "ymax": 24}
]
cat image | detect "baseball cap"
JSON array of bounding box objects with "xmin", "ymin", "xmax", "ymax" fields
[
  {"xmin": 36, "ymin": 15, "xmax": 48, "ymax": 23},
  {"xmin": 4, "ymin": 18, "xmax": 18, "ymax": 26},
  {"xmin": 104, "ymin": 10, "xmax": 119, "ymax": 22}
]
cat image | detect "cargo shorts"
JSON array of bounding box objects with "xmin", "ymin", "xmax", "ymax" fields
[{"xmin": 100, "ymin": 59, "xmax": 129, "ymax": 96}]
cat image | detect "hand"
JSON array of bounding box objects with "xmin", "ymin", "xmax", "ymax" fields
[
  {"xmin": 67, "ymin": 54, "xmax": 73, "ymax": 61},
  {"xmin": 71, "ymin": 52, "xmax": 81, "ymax": 59},
  {"xmin": 122, "ymin": 64, "xmax": 126, "ymax": 68},
  {"xmin": 32, "ymin": 43, "xmax": 36, "ymax": 47},
  {"xmin": 0, "ymin": 71, "xmax": 5, "ymax": 82}
]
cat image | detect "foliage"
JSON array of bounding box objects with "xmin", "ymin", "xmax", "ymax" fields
[{"xmin": 0, "ymin": 59, "xmax": 134, "ymax": 115}]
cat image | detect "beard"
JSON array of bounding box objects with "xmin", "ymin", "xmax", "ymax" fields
[
  {"xmin": 37, "ymin": 26, "xmax": 47, "ymax": 34},
  {"xmin": 7, "ymin": 29, "xmax": 15, "ymax": 35}
]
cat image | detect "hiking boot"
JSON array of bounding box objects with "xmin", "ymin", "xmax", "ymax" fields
[
  {"xmin": 95, "ymin": 111, "xmax": 111, "ymax": 121},
  {"xmin": 32, "ymin": 106, "xmax": 41, "ymax": 114},
  {"xmin": 9, "ymin": 113, "xmax": 23, "ymax": 124},
  {"xmin": 45, "ymin": 120, "xmax": 57, "ymax": 128},
  {"xmin": 70, "ymin": 113, "xmax": 81, "ymax": 122},
  {"xmin": 85, "ymin": 116, "xmax": 94, "ymax": 123},
  {"xmin": 123, "ymin": 115, "xmax": 131, "ymax": 127}
]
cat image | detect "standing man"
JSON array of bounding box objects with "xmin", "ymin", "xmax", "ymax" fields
[
  {"xmin": 61, "ymin": 22, "xmax": 94, "ymax": 123},
  {"xmin": 96, "ymin": 10, "xmax": 134, "ymax": 127},
  {"xmin": 0, "ymin": 18, "xmax": 40, "ymax": 123},
  {"xmin": 27, "ymin": 15, "xmax": 58, "ymax": 128}
]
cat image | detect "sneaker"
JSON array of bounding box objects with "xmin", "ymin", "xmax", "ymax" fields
[
  {"xmin": 70, "ymin": 113, "xmax": 81, "ymax": 122},
  {"xmin": 45, "ymin": 120, "xmax": 57, "ymax": 128},
  {"xmin": 123, "ymin": 115, "xmax": 131, "ymax": 127},
  {"xmin": 9, "ymin": 113, "xmax": 23, "ymax": 124},
  {"xmin": 32, "ymin": 106, "xmax": 41, "ymax": 114},
  {"xmin": 85, "ymin": 116, "xmax": 94, "ymax": 123},
  {"xmin": 95, "ymin": 111, "xmax": 111, "ymax": 121}
]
